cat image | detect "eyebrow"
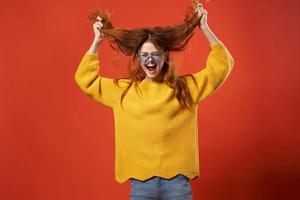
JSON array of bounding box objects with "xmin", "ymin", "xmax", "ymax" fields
[{"xmin": 140, "ymin": 51, "xmax": 159, "ymax": 54}]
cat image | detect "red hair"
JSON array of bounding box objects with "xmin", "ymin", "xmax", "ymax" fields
[{"xmin": 88, "ymin": 0, "xmax": 203, "ymax": 110}]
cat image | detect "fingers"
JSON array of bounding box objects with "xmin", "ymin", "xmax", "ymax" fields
[
  {"xmin": 195, "ymin": 4, "xmax": 204, "ymax": 12},
  {"xmin": 201, "ymin": 10, "xmax": 208, "ymax": 15},
  {"xmin": 96, "ymin": 16, "xmax": 102, "ymax": 22},
  {"xmin": 93, "ymin": 23, "xmax": 103, "ymax": 31},
  {"xmin": 95, "ymin": 23, "xmax": 103, "ymax": 29},
  {"xmin": 94, "ymin": 16, "xmax": 104, "ymax": 30},
  {"xmin": 194, "ymin": 3, "xmax": 206, "ymax": 14},
  {"xmin": 196, "ymin": 2, "xmax": 203, "ymax": 8},
  {"xmin": 91, "ymin": 16, "xmax": 106, "ymax": 40},
  {"xmin": 195, "ymin": 3, "xmax": 207, "ymax": 17},
  {"xmin": 194, "ymin": 2, "xmax": 203, "ymax": 10}
]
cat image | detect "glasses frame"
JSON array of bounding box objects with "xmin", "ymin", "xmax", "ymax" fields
[{"xmin": 136, "ymin": 51, "xmax": 168, "ymax": 65}]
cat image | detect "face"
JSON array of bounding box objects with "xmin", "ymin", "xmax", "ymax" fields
[{"xmin": 137, "ymin": 41, "xmax": 167, "ymax": 82}]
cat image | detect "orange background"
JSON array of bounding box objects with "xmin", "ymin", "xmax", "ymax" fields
[{"xmin": 1, "ymin": 0, "xmax": 299, "ymax": 199}]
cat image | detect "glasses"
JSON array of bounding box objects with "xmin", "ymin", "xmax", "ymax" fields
[{"xmin": 137, "ymin": 51, "xmax": 167, "ymax": 65}]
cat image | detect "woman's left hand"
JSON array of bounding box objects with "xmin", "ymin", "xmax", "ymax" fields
[{"xmin": 195, "ymin": 3, "xmax": 208, "ymax": 28}]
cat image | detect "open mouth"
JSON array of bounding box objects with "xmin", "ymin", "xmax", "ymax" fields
[{"xmin": 145, "ymin": 64, "xmax": 157, "ymax": 72}]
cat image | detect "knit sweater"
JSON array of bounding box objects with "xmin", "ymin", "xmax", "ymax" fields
[{"xmin": 74, "ymin": 42, "xmax": 234, "ymax": 183}]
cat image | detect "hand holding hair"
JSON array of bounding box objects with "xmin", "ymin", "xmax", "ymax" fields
[
  {"xmin": 92, "ymin": 16, "xmax": 105, "ymax": 42},
  {"xmin": 194, "ymin": 2, "xmax": 208, "ymax": 29},
  {"xmin": 87, "ymin": 16, "xmax": 105, "ymax": 54}
]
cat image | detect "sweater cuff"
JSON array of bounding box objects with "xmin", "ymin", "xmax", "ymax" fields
[
  {"xmin": 210, "ymin": 41, "xmax": 225, "ymax": 50},
  {"xmin": 84, "ymin": 52, "xmax": 98, "ymax": 60}
]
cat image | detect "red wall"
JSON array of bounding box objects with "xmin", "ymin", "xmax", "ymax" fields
[{"xmin": 1, "ymin": 0, "xmax": 299, "ymax": 199}]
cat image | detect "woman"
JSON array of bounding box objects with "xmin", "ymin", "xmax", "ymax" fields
[{"xmin": 74, "ymin": 1, "xmax": 234, "ymax": 199}]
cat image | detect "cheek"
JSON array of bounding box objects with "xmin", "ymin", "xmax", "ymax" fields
[
  {"xmin": 141, "ymin": 64, "xmax": 146, "ymax": 69},
  {"xmin": 158, "ymin": 60, "xmax": 165, "ymax": 68}
]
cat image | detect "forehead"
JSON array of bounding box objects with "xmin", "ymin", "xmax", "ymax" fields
[{"xmin": 140, "ymin": 41, "xmax": 159, "ymax": 53}]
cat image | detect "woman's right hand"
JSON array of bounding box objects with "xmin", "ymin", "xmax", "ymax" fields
[{"xmin": 93, "ymin": 16, "xmax": 105, "ymax": 42}]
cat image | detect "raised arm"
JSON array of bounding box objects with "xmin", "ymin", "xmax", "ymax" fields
[
  {"xmin": 74, "ymin": 16, "xmax": 122, "ymax": 108},
  {"xmin": 185, "ymin": 3, "xmax": 234, "ymax": 104},
  {"xmin": 74, "ymin": 41, "xmax": 121, "ymax": 108},
  {"xmin": 186, "ymin": 42, "xmax": 234, "ymax": 104}
]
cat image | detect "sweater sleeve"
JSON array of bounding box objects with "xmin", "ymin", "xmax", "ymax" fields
[
  {"xmin": 185, "ymin": 42, "xmax": 234, "ymax": 104},
  {"xmin": 74, "ymin": 52, "xmax": 119, "ymax": 108}
]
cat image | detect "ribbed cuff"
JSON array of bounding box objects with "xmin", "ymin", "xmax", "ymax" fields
[
  {"xmin": 84, "ymin": 52, "xmax": 98, "ymax": 60},
  {"xmin": 210, "ymin": 41, "xmax": 225, "ymax": 50}
]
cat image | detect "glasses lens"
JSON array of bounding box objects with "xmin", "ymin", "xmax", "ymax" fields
[{"xmin": 139, "ymin": 52, "xmax": 163, "ymax": 64}]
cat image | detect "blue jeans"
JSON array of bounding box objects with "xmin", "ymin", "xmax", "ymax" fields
[{"xmin": 130, "ymin": 174, "xmax": 193, "ymax": 200}]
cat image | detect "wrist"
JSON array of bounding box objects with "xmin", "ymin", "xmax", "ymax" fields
[
  {"xmin": 93, "ymin": 37, "xmax": 103, "ymax": 44},
  {"xmin": 200, "ymin": 23, "xmax": 209, "ymax": 31}
]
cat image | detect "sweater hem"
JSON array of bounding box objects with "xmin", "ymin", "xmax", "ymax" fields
[{"xmin": 115, "ymin": 171, "xmax": 200, "ymax": 184}]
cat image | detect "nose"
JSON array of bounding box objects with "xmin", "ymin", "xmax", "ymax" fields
[{"xmin": 146, "ymin": 56, "xmax": 154, "ymax": 63}]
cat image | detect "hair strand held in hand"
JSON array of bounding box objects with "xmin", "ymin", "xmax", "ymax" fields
[{"xmin": 87, "ymin": 0, "xmax": 206, "ymax": 110}]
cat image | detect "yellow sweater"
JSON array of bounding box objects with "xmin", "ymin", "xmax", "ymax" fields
[{"xmin": 74, "ymin": 42, "xmax": 234, "ymax": 183}]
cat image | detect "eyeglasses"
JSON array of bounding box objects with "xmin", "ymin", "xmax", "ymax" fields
[{"xmin": 136, "ymin": 51, "xmax": 167, "ymax": 65}]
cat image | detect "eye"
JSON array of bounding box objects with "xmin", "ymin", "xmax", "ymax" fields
[{"xmin": 141, "ymin": 53, "xmax": 149, "ymax": 57}]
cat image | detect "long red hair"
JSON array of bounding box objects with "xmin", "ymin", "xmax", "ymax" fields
[{"xmin": 88, "ymin": 0, "xmax": 202, "ymax": 110}]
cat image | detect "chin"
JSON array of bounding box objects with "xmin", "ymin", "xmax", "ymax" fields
[{"xmin": 146, "ymin": 73, "xmax": 158, "ymax": 77}]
